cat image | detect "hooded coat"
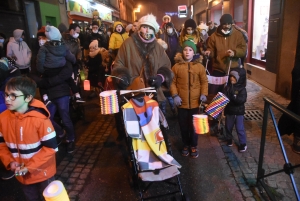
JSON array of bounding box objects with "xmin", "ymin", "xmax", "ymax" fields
[
  {"xmin": 36, "ymin": 41, "xmax": 76, "ymax": 73},
  {"xmin": 223, "ymin": 67, "xmax": 247, "ymax": 115},
  {"xmin": 206, "ymin": 26, "xmax": 247, "ymax": 74},
  {"xmin": 0, "ymin": 99, "xmax": 57, "ymax": 185},
  {"xmin": 109, "ymin": 21, "xmax": 129, "ymax": 50},
  {"xmin": 6, "ymin": 29, "xmax": 32, "ymax": 69},
  {"xmin": 112, "ymin": 32, "xmax": 172, "ymax": 102},
  {"xmin": 170, "ymin": 57, "xmax": 208, "ymax": 109}
]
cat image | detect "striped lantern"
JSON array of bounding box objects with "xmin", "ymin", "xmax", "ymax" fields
[
  {"xmin": 193, "ymin": 114, "xmax": 209, "ymax": 134},
  {"xmin": 205, "ymin": 92, "xmax": 230, "ymax": 119},
  {"xmin": 99, "ymin": 90, "xmax": 119, "ymax": 114}
]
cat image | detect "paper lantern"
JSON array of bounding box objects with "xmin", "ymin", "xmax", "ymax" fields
[
  {"xmin": 43, "ymin": 180, "xmax": 70, "ymax": 201},
  {"xmin": 83, "ymin": 80, "xmax": 90, "ymax": 91},
  {"xmin": 80, "ymin": 70, "xmax": 85, "ymax": 81},
  {"xmin": 205, "ymin": 92, "xmax": 230, "ymax": 119},
  {"xmin": 193, "ymin": 114, "xmax": 209, "ymax": 134},
  {"xmin": 99, "ymin": 90, "xmax": 119, "ymax": 114}
]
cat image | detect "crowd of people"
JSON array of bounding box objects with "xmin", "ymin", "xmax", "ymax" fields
[{"xmin": 0, "ymin": 11, "xmax": 255, "ymax": 200}]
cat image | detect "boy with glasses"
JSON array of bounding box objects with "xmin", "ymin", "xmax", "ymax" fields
[{"xmin": 0, "ymin": 76, "xmax": 57, "ymax": 200}]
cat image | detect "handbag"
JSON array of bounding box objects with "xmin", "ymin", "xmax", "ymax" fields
[{"xmin": 127, "ymin": 66, "xmax": 145, "ymax": 90}]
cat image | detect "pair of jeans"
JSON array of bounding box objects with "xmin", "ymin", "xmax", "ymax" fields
[
  {"xmin": 177, "ymin": 108, "xmax": 199, "ymax": 147},
  {"xmin": 225, "ymin": 115, "xmax": 247, "ymax": 145},
  {"xmin": 21, "ymin": 176, "xmax": 55, "ymax": 201},
  {"xmin": 47, "ymin": 96, "xmax": 75, "ymax": 142}
]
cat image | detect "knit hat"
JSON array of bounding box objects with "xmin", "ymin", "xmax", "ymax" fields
[
  {"xmin": 165, "ymin": 22, "xmax": 174, "ymax": 29},
  {"xmin": 92, "ymin": 21, "xmax": 99, "ymax": 27},
  {"xmin": 45, "ymin": 25, "xmax": 62, "ymax": 41},
  {"xmin": 182, "ymin": 38, "xmax": 197, "ymax": 53},
  {"xmin": 198, "ymin": 23, "xmax": 208, "ymax": 31},
  {"xmin": 162, "ymin": 15, "xmax": 171, "ymax": 22},
  {"xmin": 138, "ymin": 14, "xmax": 160, "ymax": 34},
  {"xmin": 89, "ymin": 40, "xmax": 98, "ymax": 49},
  {"xmin": 184, "ymin": 19, "xmax": 197, "ymax": 29},
  {"xmin": 220, "ymin": 14, "xmax": 233, "ymax": 25},
  {"xmin": 37, "ymin": 26, "xmax": 46, "ymax": 37},
  {"xmin": 126, "ymin": 24, "xmax": 133, "ymax": 32},
  {"xmin": 230, "ymin": 70, "xmax": 239, "ymax": 82},
  {"xmin": 92, "ymin": 10, "xmax": 99, "ymax": 17}
]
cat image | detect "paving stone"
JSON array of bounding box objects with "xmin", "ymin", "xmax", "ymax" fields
[
  {"xmin": 79, "ymin": 173, "xmax": 88, "ymax": 179},
  {"xmin": 67, "ymin": 178, "xmax": 76, "ymax": 184},
  {"xmin": 70, "ymin": 173, "xmax": 80, "ymax": 178},
  {"xmin": 241, "ymin": 189, "xmax": 253, "ymax": 197},
  {"xmin": 68, "ymin": 191, "xmax": 79, "ymax": 198}
]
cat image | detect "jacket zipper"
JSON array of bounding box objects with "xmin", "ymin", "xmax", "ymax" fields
[{"xmin": 188, "ymin": 63, "xmax": 191, "ymax": 108}]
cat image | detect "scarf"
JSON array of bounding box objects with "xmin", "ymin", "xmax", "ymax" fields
[{"xmin": 89, "ymin": 48, "xmax": 100, "ymax": 58}]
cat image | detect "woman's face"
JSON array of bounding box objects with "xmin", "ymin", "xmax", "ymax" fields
[
  {"xmin": 139, "ymin": 25, "xmax": 155, "ymax": 40},
  {"xmin": 186, "ymin": 27, "xmax": 194, "ymax": 35}
]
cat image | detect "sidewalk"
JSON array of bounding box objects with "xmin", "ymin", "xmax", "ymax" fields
[{"xmin": 1, "ymin": 79, "xmax": 298, "ymax": 201}]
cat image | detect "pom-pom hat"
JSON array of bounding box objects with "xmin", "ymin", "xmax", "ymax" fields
[
  {"xmin": 182, "ymin": 38, "xmax": 197, "ymax": 53},
  {"xmin": 198, "ymin": 23, "xmax": 208, "ymax": 31},
  {"xmin": 184, "ymin": 19, "xmax": 197, "ymax": 29},
  {"xmin": 45, "ymin": 25, "xmax": 62, "ymax": 41},
  {"xmin": 138, "ymin": 14, "xmax": 160, "ymax": 34}
]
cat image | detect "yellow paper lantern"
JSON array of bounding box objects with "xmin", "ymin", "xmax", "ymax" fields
[
  {"xmin": 83, "ymin": 80, "xmax": 90, "ymax": 91},
  {"xmin": 43, "ymin": 180, "xmax": 70, "ymax": 201}
]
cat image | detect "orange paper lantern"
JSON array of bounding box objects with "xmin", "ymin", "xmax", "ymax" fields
[{"xmin": 84, "ymin": 80, "xmax": 90, "ymax": 91}]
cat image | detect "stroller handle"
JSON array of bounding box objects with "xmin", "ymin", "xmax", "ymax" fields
[{"xmin": 120, "ymin": 87, "xmax": 156, "ymax": 95}]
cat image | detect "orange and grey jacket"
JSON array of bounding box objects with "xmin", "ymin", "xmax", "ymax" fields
[{"xmin": 0, "ymin": 99, "xmax": 57, "ymax": 185}]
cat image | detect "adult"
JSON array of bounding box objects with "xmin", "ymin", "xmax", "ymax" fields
[
  {"xmin": 0, "ymin": 32, "xmax": 7, "ymax": 58},
  {"xmin": 129, "ymin": 20, "xmax": 138, "ymax": 36},
  {"xmin": 207, "ymin": 21, "xmax": 217, "ymax": 36},
  {"xmin": 6, "ymin": 29, "xmax": 32, "ymax": 75},
  {"xmin": 205, "ymin": 14, "xmax": 247, "ymax": 77},
  {"xmin": 160, "ymin": 15, "xmax": 171, "ymax": 30},
  {"xmin": 179, "ymin": 19, "xmax": 201, "ymax": 53}
]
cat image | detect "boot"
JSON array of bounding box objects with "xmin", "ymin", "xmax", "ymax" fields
[{"xmin": 292, "ymin": 136, "xmax": 300, "ymax": 154}]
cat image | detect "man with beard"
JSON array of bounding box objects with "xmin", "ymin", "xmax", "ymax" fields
[
  {"xmin": 205, "ymin": 14, "xmax": 247, "ymax": 77},
  {"xmin": 86, "ymin": 21, "xmax": 104, "ymax": 48}
]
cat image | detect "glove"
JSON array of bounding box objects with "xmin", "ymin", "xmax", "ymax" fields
[
  {"xmin": 173, "ymin": 95, "xmax": 182, "ymax": 106},
  {"xmin": 200, "ymin": 94, "xmax": 207, "ymax": 102},
  {"xmin": 148, "ymin": 74, "xmax": 164, "ymax": 88}
]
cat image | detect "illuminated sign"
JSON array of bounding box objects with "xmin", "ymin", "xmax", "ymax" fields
[{"xmin": 178, "ymin": 5, "xmax": 187, "ymax": 18}]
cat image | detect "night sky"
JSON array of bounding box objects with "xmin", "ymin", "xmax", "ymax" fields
[{"xmin": 134, "ymin": 0, "xmax": 190, "ymax": 30}]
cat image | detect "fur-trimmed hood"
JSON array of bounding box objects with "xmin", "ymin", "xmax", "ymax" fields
[{"xmin": 174, "ymin": 52, "xmax": 203, "ymax": 65}]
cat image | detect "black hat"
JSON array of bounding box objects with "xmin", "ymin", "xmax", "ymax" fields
[
  {"xmin": 166, "ymin": 22, "xmax": 174, "ymax": 29},
  {"xmin": 184, "ymin": 19, "xmax": 196, "ymax": 29},
  {"xmin": 92, "ymin": 21, "xmax": 99, "ymax": 27},
  {"xmin": 220, "ymin": 14, "xmax": 233, "ymax": 25}
]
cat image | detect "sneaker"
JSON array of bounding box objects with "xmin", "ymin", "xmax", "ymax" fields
[
  {"xmin": 75, "ymin": 97, "xmax": 85, "ymax": 103},
  {"xmin": 227, "ymin": 139, "xmax": 233, "ymax": 147},
  {"xmin": 190, "ymin": 147, "xmax": 199, "ymax": 158},
  {"xmin": 181, "ymin": 146, "xmax": 189, "ymax": 156},
  {"xmin": 67, "ymin": 141, "xmax": 75, "ymax": 153},
  {"xmin": 44, "ymin": 99, "xmax": 51, "ymax": 106},
  {"xmin": 1, "ymin": 170, "xmax": 15, "ymax": 180},
  {"xmin": 238, "ymin": 144, "xmax": 247, "ymax": 152}
]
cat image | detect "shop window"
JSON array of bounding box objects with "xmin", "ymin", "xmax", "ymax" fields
[{"xmin": 251, "ymin": 0, "xmax": 270, "ymax": 63}]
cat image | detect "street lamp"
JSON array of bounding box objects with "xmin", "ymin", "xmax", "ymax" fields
[{"xmin": 133, "ymin": 5, "xmax": 141, "ymax": 21}]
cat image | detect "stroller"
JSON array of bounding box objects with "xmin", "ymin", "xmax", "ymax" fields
[{"xmin": 114, "ymin": 88, "xmax": 189, "ymax": 201}]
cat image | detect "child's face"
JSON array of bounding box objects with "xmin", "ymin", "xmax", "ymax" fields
[
  {"xmin": 115, "ymin": 25, "xmax": 123, "ymax": 33},
  {"xmin": 4, "ymin": 88, "xmax": 31, "ymax": 113},
  {"xmin": 163, "ymin": 18, "xmax": 169, "ymax": 23},
  {"xmin": 230, "ymin": 76, "xmax": 237, "ymax": 84},
  {"xmin": 183, "ymin": 46, "xmax": 194, "ymax": 61}
]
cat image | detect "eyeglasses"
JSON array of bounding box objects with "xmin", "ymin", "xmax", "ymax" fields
[{"xmin": 4, "ymin": 93, "xmax": 25, "ymax": 101}]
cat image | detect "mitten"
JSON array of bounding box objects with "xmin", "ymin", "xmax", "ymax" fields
[
  {"xmin": 200, "ymin": 94, "xmax": 207, "ymax": 102},
  {"xmin": 148, "ymin": 74, "xmax": 164, "ymax": 88},
  {"xmin": 173, "ymin": 95, "xmax": 182, "ymax": 106}
]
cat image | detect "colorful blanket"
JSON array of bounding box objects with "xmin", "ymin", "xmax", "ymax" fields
[{"xmin": 122, "ymin": 96, "xmax": 181, "ymax": 171}]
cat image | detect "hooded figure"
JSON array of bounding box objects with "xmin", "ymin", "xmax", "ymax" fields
[
  {"xmin": 108, "ymin": 21, "xmax": 129, "ymax": 55},
  {"xmin": 0, "ymin": 32, "xmax": 7, "ymax": 58},
  {"xmin": 6, "ymin": 29, "xmax": 32, "ymax": 72}
]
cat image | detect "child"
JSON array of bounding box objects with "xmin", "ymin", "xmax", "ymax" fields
[
  {"xmin": 0, "ymin": 76, "xmax": 57, "ymax": 200},
  {"xmin": 223, "ymin": 67, "xmax": 247, "ymax": 152},
  {"xmin": 170, "ymin": 39, "xmax": 208, "ymax": 158},
  {"xmin": 36, "ymin": 25, "xmax": 84, "ymax": 105},
  {"xmin": 109, "ymin": 21, "xmax": 129, "ymax": 56}
]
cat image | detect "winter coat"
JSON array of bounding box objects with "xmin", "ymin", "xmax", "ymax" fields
[
  {"xmin": 206, "ymin": 26, "xmax": 247, "ymax": 74},
  {"xmin": 223, "ymin": 67, "xmax": 247, "ymax": 115},
  {"xmin": 170, "ymin": 58, "xmax": 208, "ymax": 109},
  {"xmin": 109, "ymin": 21, "xmax": 129, "ymax": 50},
  {"xmin": 87, "ymin": 53, "xmax": 105, "ymax": 87},
  {"xmin": 6, "ymin": 29, "xmax": 31, "ymax": 69},
  {"xmin": 36, "ymin": 41, "xmax": 76, "ymax": 73},
  {"xmin": 62, "ymin": 32, "xmax": 82, "ymax": 60},
  {"xmin": 112, "ymin": 32, "xmax": 172, "ymax": 102},
  {"xmin": 159, "ymin": 29, "xmax": 179, "ymax": 67},
  {"xmin": 179, "ymin": 28, "xmax": 202, "ymax": 52},
  {"xmin": 0, "ymin": 99, "xmax": 57, "ymax": 185},
  {"xmin": 85, "ymin": 32, "xmax": 104, "ymax": 49}
]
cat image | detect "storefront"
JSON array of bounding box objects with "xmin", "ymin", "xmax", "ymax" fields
[{"xmin": 207, "ymin": 0, "xmax": 222, "ymax": 25}]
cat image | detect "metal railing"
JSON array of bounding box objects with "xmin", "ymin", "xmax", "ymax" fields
[{"xmin": 257, "ymin": 97, "xmax": 300, "ymax": 201}]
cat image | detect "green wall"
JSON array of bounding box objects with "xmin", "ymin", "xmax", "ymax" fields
[{"xmin": 39, "ymin": 2, "xmax": 61, "ymax": 27}]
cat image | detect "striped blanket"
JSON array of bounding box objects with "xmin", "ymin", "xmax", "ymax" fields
[{"xmin": 122, "ymin": 96, "xmax": 181, "ymax": 171}]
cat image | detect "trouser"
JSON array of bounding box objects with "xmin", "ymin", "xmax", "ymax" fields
[
  {"xmin": 177, "ymin": 108, "xmax": 199, "ymax": 147},
  {"xmin": 21, "ymin": 176, "xmax": 55, "ymax": 201},
  {"xmin": 47, "ymin": 96, "xmax": 75, "ymax": 141},
  {"xmin": 225, "ymin": 115, "xmax": 247, "ymax": 145}
]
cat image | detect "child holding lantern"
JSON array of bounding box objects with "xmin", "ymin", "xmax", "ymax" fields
[
  {"xmin": 170, "ymin": 38, "xmax": 208, "ymax": 158},
  {"xmin": 0, "ymin": 76, "xmax": 57, "ymax": 200}
]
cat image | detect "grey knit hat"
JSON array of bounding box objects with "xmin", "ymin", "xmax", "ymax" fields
[{"xmin": 230, "ymin": 71, "xmax": 239, "ymax": 82}]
